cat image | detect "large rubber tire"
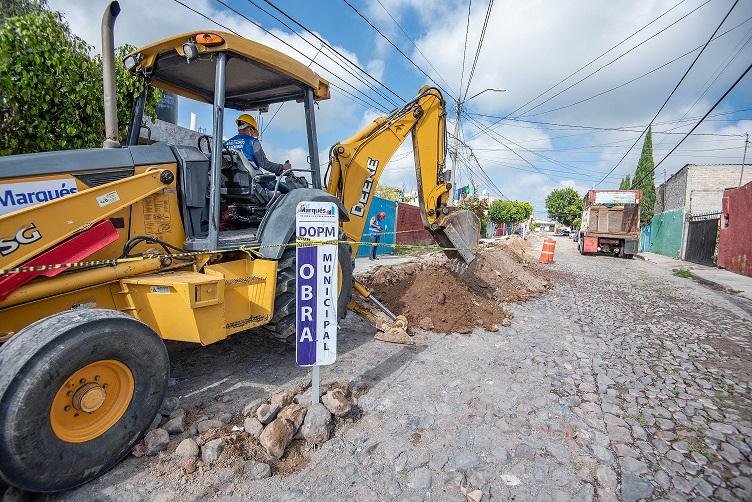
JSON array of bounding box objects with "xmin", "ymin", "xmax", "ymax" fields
[
  {"xmin": 0, "ymin": 309, "xmax": 169, "ymax": 493},
  {"xmin": 261, "ymin": 238, "xmax": 354, "ymax": 345}
]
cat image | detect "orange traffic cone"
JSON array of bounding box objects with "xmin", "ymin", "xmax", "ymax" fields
[{"xmin": 539, "ymin": 238, "xmax": 556, "ymax": 263}]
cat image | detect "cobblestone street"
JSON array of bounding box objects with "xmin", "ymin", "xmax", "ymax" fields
[{"xmin": 48, "ymin": 236, "xmax": 752, "ymax": 501}]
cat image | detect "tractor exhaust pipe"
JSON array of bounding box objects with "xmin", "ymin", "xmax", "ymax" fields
[{"xmin": 102, "ymin": 1, "xmax": 121, "ymax": 148}]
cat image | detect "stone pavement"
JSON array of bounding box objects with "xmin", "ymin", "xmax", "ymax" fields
[
  {"xmin": 40, "ymin": 235, "xmax": 751, "ymax": 501},
  {"xmin": 637, "ymin": 252, "xmax": 752, "ymax": 302}
]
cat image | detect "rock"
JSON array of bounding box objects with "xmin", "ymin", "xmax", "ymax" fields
[
  {"xmin": 216, "ymin": 412, "xmax": 233, "ymax": 424},
  {"xmin": 500, "ymin": 474, "xmax": 521, "ymax": 486},
  {"xmin": 719, "ymin": 442, "xmax": 743, "ymax": 464},
  {"xmin": 436, "ymin": 292, "xmax": 446, "ymax": 304},
  {"xmin": 163, "ymin": 415, "xmax": 185, "ymax": 435},
  {"xmin": 148, "ymin": 413, "xmax": 162, "ymax": 431},
  {"xmin": 487, "ymin": 324, "xmax": 499, "ymax": 332},
  {"xmin": 619, "ymin": 457, "xmax": 648, "ymax": 475},
  {"xmin": 169, "ymin": 407, "xmax": 186, "ymax": 420},
  {"xmin": 196, "ymin": 419, "xmax": 224, "ymax": 434},
  {"xmin": 595, "ymin": 467, "xmax": 616, "ymax": 492},
  {"xmin": 2, "ymin": 486, "xmax": 30, "ymax": 502},
  {"xmin": 300, "ymin": 403, "xmax": 332, "ymax": 444},
  {"xmin": 256, "ymin": 403, "xmax": 281, "ymax": 425},
  {"xmin": 201, "ymin": 438, "xmax": 224, "ymax": 463},
  {"xmin": 270, "ymin": 390, "xmax": 294, "ymax": 410},
  {"xmin": 181, "ymin": 457, "xmax": 197, "ymax": 474},
  {"xmin": 259, "ymin": 417, "xmax": 295, "ymax": 459},
  {"xmin": 244, "ymin": 460, "xmax": 272, "ymax": 480},
  {"xmin": 491, "ymin": 445, "xmax": 510, "ymax": 463},
  {"xmin": 160, "ymin": 396, "xmax": 179, "ymax": 415},
  {"xmin": 174, "ymin": 438, "xmax": 200, "ymax": 459},
  {"xmin": 131, "ymin": 442, "xmax": 146, "ymax": 457},
  {"xmin": 407, "ymin": 468, "xmax": 432, "ymax": 490},
  {"xmin": 242, "ymin": 398, "xmax": 265, "ymax": 416},
  {"xmin": 278, "ymin": 404, "xmax": 307, "ymax": 432},
  {"xmin": 501, "ymin": 318, "xmax": 512, "ymax": 327},
  {"xmin": 466, "ymin": 489, "xmax": 483, "ymax": 502},
  {"xmin": 418, "ymin": 317, "xmax": 435, "ymax": 330},
  {"xmin": 294, "ymin": 393, "xmax": 309, "ymax": 405},
  {"xmin": 144, "ymin": 428, "xmax": 169, "ymax": 456},
  {"xmin": 620, "ymin": 473, "xmax": 653, "ymax": 502},
  {"xmin": 244, "ymin": 417, "xmax": 264, "ymax": 438},
  {"xmin": 321, "ymin": 388, "xmax": 352, "ymax": 417}
]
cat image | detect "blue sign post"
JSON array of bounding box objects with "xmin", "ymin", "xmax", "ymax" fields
[{"xmin": 296, "ymin": 201, "xmax": 339, "ymax": 403}]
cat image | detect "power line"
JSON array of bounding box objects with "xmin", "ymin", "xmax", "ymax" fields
[
  {"xmin": 596, "ymin": 0, "xmax": 741, "ymax": 187},
  {"xmin": 459, "ymin": 0, "xmax": 473, "ymax": 98},
  {"xmin": 175, "ymin": 0, "xmax": 392, "ymax": 113},
  {"xmin": 260, "ymin": 0, "xmax": 405, "ymax": 105},
  {"xmin": 522, "ymin": 15, "xmax": 752, "ymax": 118},
  {"xmin": 372, "ymin": 0, "xmax": 454, "ymax": 93},
  {"xmin": 340, "ymin": 0, "xmax": 458, "ymax": 102},
  {"xmin": 463, "ymin": 0, "xmax": 494, "ymax": 100},
  {"xmin": 632, "ymin": 60, "xmax": 752, "ymax": 187},
  {"xmin": 467, "ymin": 0, "xmax": 706, "ymax": 138}
]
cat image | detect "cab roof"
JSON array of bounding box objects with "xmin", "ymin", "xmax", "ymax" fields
[{"xmin": 126, "ymin": 31, "xmax": 330, "ymax": 110}]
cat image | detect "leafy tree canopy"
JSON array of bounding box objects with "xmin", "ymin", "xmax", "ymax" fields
[
  {"xmin": 0, "ymin": 5, "xmax": 161, "ymax": 155},
  {"xmin": 487, "ymin": 200, "xmax": 533, "ymax": 224},
  {"xmin": 375, "ymin": 184, "xmax": 403, "ymax": 202},
  {"xmin": 619, "ymin": 175, "xmax": 631, "ymax": 190},
  {"xmin": 545, "ymin": 187, "xmax": 582, "ymax": 226}
]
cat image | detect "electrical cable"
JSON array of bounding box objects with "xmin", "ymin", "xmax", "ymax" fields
[
  {"xmin": 459, "ymin": 0, "xmax": 473, "ymax": 97},
  {"xmin": 463, "ymin": 0, "xmax": 494, "ymax": 100},
  {"xmin": 632, "ymin": 60, "xmax": 752, "ymax": 187},
  {"xmin": 596, "ymin": 0, "xmax": 741, "ymax": 187},
  {"xmin": 259, "ymin": 0, "xmax": 405, "ymax": 105},
  {"xmin": 466, "ymin": 0, "xmax": 705, "ymax": 138},
  {"xmin": 340, "ymin": 0, "xmax": 458, "ymax": 102}
]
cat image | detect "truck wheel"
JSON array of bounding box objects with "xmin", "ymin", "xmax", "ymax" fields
[
  {"xmin": 262, "ymin": 237, "xmax": 353, "ymax": 344},
  {"xmin": 625, "ymin": 254, "xmax": 634, "ymax": 259},
  {"xmin": 0, "ymin": 309, "xmax": 169, "ymax": 493}
]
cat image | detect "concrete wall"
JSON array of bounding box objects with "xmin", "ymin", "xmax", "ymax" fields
[
  {"xmin": 141, "ymin": 118, "xmax": 203, "ymax": 147},
  {"xmin": 395, "ymin": 202, "xmax": 434, "ymax": 245},
  {"xmin": 646, "ymin": 209, "xmax": 683, "ymax": 258},
  {"xmin": 654, "ymin": 166, "xmax": 687, "ymax": 214},
  {"xmin": 718, "ymin": 181, "xmax": 752, "ymax": 277}
]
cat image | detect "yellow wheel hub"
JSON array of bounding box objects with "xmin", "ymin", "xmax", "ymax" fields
[{"xmin": 50, "ymin": 360, "xmax": 134, "ymax": 443}]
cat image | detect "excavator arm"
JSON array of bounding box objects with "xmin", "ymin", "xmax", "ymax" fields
[{"xmin": 326, "ymin": 86, "xmax": 479, "ymax": 263}]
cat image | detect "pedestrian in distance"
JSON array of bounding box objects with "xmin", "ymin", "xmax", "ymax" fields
[{"xmin": 368, "ymin": 211, "xmax": 386, "ymax": 260}]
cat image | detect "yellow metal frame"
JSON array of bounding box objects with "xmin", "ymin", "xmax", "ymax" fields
[{"xmin": 326, "ymin": 86, "xmax": 449, "ymax": 255}]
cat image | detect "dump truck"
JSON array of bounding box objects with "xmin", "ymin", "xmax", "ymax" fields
[
  {"xmin": 0, "ymin": 2, "xmax": 479, "ymax": 492},
  {"xmin": 577, "ymin": 189, "xmax": 641, "ymax": 258}
]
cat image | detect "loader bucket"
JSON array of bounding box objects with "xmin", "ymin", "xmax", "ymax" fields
[{"xmin": 429, "ymin": 208, "xmax": 480, "ymax": 264}]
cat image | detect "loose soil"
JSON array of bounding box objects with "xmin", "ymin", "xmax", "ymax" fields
[{"xmin": 361, "ymin": 237, "xmax": 552, "ymax": 334}]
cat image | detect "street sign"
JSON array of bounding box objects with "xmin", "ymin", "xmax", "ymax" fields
[{"xmin": 295, "ymin": 201, "xmax": 339, "ymax": 367}]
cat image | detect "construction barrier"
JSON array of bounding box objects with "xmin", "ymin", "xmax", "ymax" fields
[{"xmin": 539, "ymin": 238, "xmax": 556, "ymax": 263}]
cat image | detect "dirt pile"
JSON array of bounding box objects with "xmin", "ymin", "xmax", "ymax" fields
[{"xmin": 361, "ymin": 236, "xmax": 552, "ymax": 334}]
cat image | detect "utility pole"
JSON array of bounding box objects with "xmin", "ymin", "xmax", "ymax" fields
[
  {"xmin": 450, "ymin": 99, "xmax": 462, "ymax": 205},
  {"xmin": 740, "ymin": 132, "xmax": 749, "ymax": 186},
  {"xmin": 449, "ymin": 88, "xmax": 506, "ymax": 206}
]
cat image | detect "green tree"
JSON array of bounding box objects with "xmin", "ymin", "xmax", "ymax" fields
[
  {"xmin": 0, "ymin": 8, "xmax": 160, "ymax": 155},
  {"xmin": 619, "ymin": 174, "xmax": 631, "ymax": 190},
  {"xmin": 488, "ymin": 200, "xmax": 533, "ymax": 224},
  {"xmin": 375, "ymin": 184, "xmax": 402, "ymax": 201},
  {"xmin": 458, "ymin": 195, "xmax": 490, "ymax": 222},
  {"xmin": 0, "ymin": 0, "xmax": 48, "ymax": 20},
  {"xmin": 631, "ymin": 127, "xmax": 656, "ymax": 226},
  {"xmin": 545, "ymin": 187, "xmax": 582, "ymax": 226}
]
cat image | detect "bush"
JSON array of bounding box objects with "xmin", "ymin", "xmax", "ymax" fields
[{"xmin": 0, "ymin": 9, "xmax": 160, "ymax": 155}]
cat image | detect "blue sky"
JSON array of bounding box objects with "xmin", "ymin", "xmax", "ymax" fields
[{"xmin": 52, "ymin": 0, "xmax": 752, "ymax": 218}]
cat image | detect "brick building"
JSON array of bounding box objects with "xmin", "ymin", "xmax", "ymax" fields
[{"xmin": 649, "ymin": 164, "xmax": 752, "ymax": 263}]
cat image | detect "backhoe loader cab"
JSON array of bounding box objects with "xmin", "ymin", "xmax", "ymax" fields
[
  {"xmin": 0, "ymin": 4, "xmax": 355, "ymax": 493},
  {"xmin": 123, "ymin": 29, "xmax": 334, "ymax": 252}
]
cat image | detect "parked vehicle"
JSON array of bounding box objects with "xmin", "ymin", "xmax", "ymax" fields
[{"xmin": 577, "ymin": 190, "xmax": 640, "ymax": 259}]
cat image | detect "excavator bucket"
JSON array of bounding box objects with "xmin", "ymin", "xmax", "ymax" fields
[{"xmin": 429, "ymin": 209, "xmax": 481, "ymax": 264}]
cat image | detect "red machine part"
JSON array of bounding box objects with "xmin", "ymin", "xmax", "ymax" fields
[
  {"xmin": 583, "ymin": 236, "xmax": 598, "ymax": 254},
  {"xmin": 0, "ymin": 220, "xmax": 119, "ymax": 301}
]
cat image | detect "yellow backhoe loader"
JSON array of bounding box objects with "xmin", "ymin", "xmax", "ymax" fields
[{"xmin": 0, "ymin": 2, "xmax": 478, "ymax": 492}]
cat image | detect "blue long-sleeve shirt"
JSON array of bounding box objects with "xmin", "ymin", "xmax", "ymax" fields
[{"xmin": 223, "ymin": 134, "xmax": 283, "ymax": 175}]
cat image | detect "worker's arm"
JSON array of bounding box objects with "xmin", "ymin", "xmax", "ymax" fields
[{"xmin": 252, "ymin": 141, "xmax": 285, "ymax": 175}]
